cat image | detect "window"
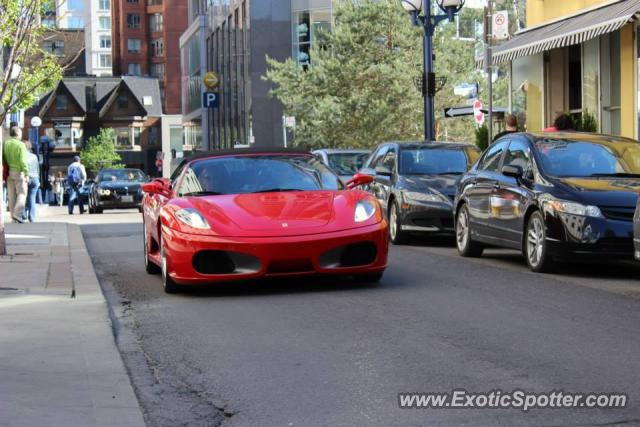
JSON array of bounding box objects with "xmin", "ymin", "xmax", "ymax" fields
[
  {"xmin": 149, "ymin": 13, "xmax": 163, "ymax": 32},
  {"xmin": 150, "ymin": 63, "xmax": 165, "ymax": 80},
  {"xmin": 381, "ymin": 149, "xmax": 397, "ymax": 172},
  {"xmin": 43, "ymin": 41, "xmax": 65, "ymax": 56},
  {"xmin": 114, "ymin": 127, "xmax": 131, "ymax": 148},
  {"xmin": 479, "ymin": 141, "xmax": 508, "ymax": 172},
  {"xmin": 133, "ymin": 127, "xmax": 141, "ymax": 146},
  {"xmin": 127, "ymin": 0, "xmax": 139, "ymax": 3},
  {"xmin": 99, "ymin": 36, "xmax": 111, "ymax": 49},
  {"xmin": 127, "ymin": 63, "xmax": 141, "ymax": 75},
  {"xmin": 367, "ymin": 146, "xmax": 389, "ymax": 169},
  {"xmin": 67, "ymin": 0, "xmax": 84, "ymax": 10},
  {"xmin": 55, "ymin": 94, "xmax": 68, "ymax": 110},
  {"xmin": 292, "ymin": 8, "xmax": 331, "ymax": 67},
  {"xmin": 151, "ymin": 38, "xmax": 164, "ymax": 57},
  {"xmin": 148, "ymin": 127, "xmax": 159, "ymax": 145},
  {"xmin": 127, "ymin": 39, "xmax": 141, "ymax": 53},
  {"xmin": 99, "ymin": 0, "xmax": 110, "ymax": 11},
  {"xmin": 99, "ymin": 54, "xmax": 112, "ymax": 68},
  {"xmin": 99, "ymin": 16, "xmax": 111, "ymax": 30},
  {"xmin": 504, "ymin": 140, "xmax": 532, "ymax": 177},
  {"xmin": 118, "ymin": 93, "xmax": 129, "ymax": 109},
  {"xmin": 67, "ymin": 16, "xmax": 84, "ymax": 28},
  {"xmin": 127, "ymin": 14, "xmax": 141, "ymax": 29}
]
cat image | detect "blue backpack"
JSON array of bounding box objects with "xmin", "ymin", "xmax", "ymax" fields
[{"xmin": 68, "ymin": 165, "xmax": 81, "ymax": 185}]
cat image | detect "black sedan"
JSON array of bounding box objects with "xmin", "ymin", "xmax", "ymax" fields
[
  {"xmin": 88, "ymin": 168, "xmax": 148, "ymax": 214},
  {"xmin": 455, "ymin": 132, "xmax": 640, "ymax": 272},
  {"xmin": 358, "ymin": 141, "xmax": 480, "ymax": 244}
]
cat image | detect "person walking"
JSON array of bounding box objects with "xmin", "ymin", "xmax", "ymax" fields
[
  {"xmin": 67, "ymin": 156, "xmax": 86, "ymax": 215},
  {"xmin": 53, "ymin": 171, "xmax": 65, "ymax": 206},
  {"xmin": 3, "ymin": 126, "xmax": 29, "ymax": 223},
  {"xmin": 493, "ymin": 114, "xmax": 519, "ymax": 141},
  {"xmin": 22, "ymin": 141, "xmax": 40, "ymax": 222}
]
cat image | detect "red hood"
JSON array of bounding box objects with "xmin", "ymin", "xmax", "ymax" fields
[{"xmin": 178, "ymin": 190, "xmax": 380, "ymax": 237}]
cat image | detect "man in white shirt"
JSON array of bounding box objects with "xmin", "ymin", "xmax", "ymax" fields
[{"xmin": 67, "ymin": 156, "xmax": 87, "ymax": 215}]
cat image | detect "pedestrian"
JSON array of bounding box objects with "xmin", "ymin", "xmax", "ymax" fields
[
  {"xmin": 155, "ymin": 152, "xmax": 163, "ymax": 178},
  {"xmin": 53, "ymin": 171, "xmax": 65, "ymax": 206},
  {"xmin": 2, "ymin": 126, "xmax": 29, "ymax": 223},
  {"xmin": 22, "ymin": 140, "xmax": 40, "ymax": 222},
  {"xmin": 67, "ymin": 155, "xmax": 87, "ymax": 215},
  {"xmin": 544, "ymin": 113, "xmax": 575, "ymax": 132},
  {"xmin": 493, "ymin": 114, "xmax": 518, "ymax": 141}
]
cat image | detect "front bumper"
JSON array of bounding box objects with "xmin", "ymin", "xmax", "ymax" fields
[
  {"xmin": 400, "ymin": 200, "xmax": 455, "ymax": 233},
  {"xmin": 162, "ymin": 222, "xmax": 389, "ymax": 285},
  {"xmin": 96, "ymin": 193, "xmax": 143, "ymax": 208},
  {"xmin": 545, "ymin": 211, "xmax": 634, "ymax": 258}
]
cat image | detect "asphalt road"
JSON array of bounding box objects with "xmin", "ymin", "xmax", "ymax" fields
[{"xmin": 83, "ymin": 220, "xmax": 640, "ymax": 427}]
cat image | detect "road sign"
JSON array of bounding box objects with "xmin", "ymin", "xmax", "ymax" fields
[
  {"xmin": 202, "ymin": 92, "xmax": 219, "ymax": 109},
  {"xmin": 203, "ymin": 71, "xmax": 220, "ymax": 90},
  {"xmin": 444, "ymin": 107, "xmax": 474, "ymax": 118},
  {"xmin": 492, "ymin": 11, "xmax": 509, "ymax": 40},
  {"xmin": 473, "ymin": 100, "xmax": 485, "ymax": 125}
]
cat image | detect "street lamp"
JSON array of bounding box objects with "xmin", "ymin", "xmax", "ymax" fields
[{"xmin": 401, "ymin": 0, "xmax": 465, "ymax": 142}]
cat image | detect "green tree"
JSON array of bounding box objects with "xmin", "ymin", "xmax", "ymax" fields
[
  {"xmin": 0, "ymin": 0, "xmax": 81, "ymax": 255},
  {"xmin": 80, "ymin": 128, "xmax": 124, "ymax": 176}
]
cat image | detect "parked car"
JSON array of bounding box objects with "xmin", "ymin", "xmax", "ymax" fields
[
  {"xmin": 455, "ymin": 132, "xmax": 640, "ymax": 272},
  {"xmin": 356, "ymin": 141, "xmax": 480, "ymax": 244},
  {"xmin": 88, "ymin": 168, "xmax": 148, "ymax": 214},
  {"xmin": 312, "ymin": 149, "xmax": 371, "ymax": 183},
  {"xmin": 141, "ymin": 149, "xmax": 388, "ymax": 293}
]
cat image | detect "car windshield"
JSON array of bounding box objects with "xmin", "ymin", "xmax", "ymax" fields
[
  {"xmin": 99, "ymin": 170, "xmax": 146, "ymax": 182},
  {"xmin": 179, "ymin": 155, "xmax": 343, "ymax": 196},
  {"xmin": 535, "ymin": 138, "xmax": 640, "ymax": 177},
  {"xmin": 326, "ymin": 152, "xmax": 370, "ymax": 176},
  {"xmin": 399, "ymin": 148, "xmax": 469, "ymax": 175}
]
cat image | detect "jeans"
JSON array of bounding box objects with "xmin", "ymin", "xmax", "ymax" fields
[
  {"xmin": 7, "ymin": 171, "xmax": 28, "ymax": 220},
  {"xmin": 23, "ymin": 177, "xmax": 40, "ymax": 222},
  {"xmin": 68, "ymin": 184, "xmax": 85, "ymax": 214}
]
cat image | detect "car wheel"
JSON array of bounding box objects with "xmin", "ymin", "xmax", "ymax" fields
[
  {"xmin": 525, "ymin": 211, "xmax": 554, "ymax": 273},
  {"xmin": 95, "ymin": 207, "xmax": 103, "ymax": 214},
  {"xmin": 352, "ymin": 272, "xmax": 383, "ymax": 283},
  {"xmin": 389, "ymin": 200, "xmax": 408, "ymax": 245},
  {"xmin": 456, "ymin": 204, "xmax": 484, "ymax": 257},
  {"xmin": 143, "ymin": 222, "xmax": 161, "ymax": 275},
  {"xmin": 160, "ymin": 233, "xmax": 181, "ymax": 294}
]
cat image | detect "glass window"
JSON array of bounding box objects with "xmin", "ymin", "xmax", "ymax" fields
[
  {"xmin": 511, "ymin": 54, "xmax": 543, "ymax": 131},
  {"xmin": 601, "ymin": 32, "xmax": 621, "ymax": 135},
  {"xmin": 114, "ymin": 128, "xmax": 131, "ymax": 148},
  {"xmin": 178, "ymin": 155, "xmax": 343, "ymax": 196},
  {"xmin": 43, "ymin": 41, "xmax": 65, "ymax": 56},
  {"xmin": 148, "ymin": 127, "xmax": 159, "ymax": 145},
  {"xmin": 151, "ymin": 38, "xmax": 164, "ymax": 57},
  {"xmin": 150, "ymin": 63, "xmax": 165, "ymax": 80},
  {"xmin": 54, "ymin": 126, "xmax": 72, "ymax": 148},
  {"xmin": 127, "ymin": 39, "xmax": 141, "ymax": 53},
  {"xmin": 381, "ymin": 149, "xmax": 397, "ymax": 171},
  {"xmin": 399, "ymin": 148, "xmax": 470, "ymax": 175},
  {"xmin": 367, "ymin": 146, "xmax": 389, "ymax": 169},
  {"xmin": 67, "ymin": 16, "xmax": 84, "ymax": 28},
  {"xmin": 56, "ymin": 94, "xmax": 68, "ymax": 110},
  {"xmin": 133, "ymin": 127, "xmax": 141, "ymax": 146},
  {"xmin": 583, "ymin": 38, "xmax": 599, "ymax": 129},
  {"xmin": 479, "ymin": 141, "xmax": 508, "ymax": 172},
  {"xmin": 99, "ymin": 54, "xmax": 112, "ymax": 68},
  {"xmin": 99, "ymin": 169, "xmax": 146, "ymax": 182},
  {"xmin": 292, "ymin": 8, "xmax": 331, "ymax": 67},
  {"xmin": 149, "ymin": 14, "xmax": 163, "ymax": 32},
  {"xmin": 99, "ymin": 16, "xmax": 111, "ymax": 30},
  {"xmin": 99, "ymin": 0, "xmax": 110, "ymax": 11},
  {"xmin": 127, "ymin": 14, "xmax": 141, "ymax": 29},
  {"xmin": 68, "ymin": 0, "xmax": 84, "ymax": 10},
  {"xmin": 504, "ymin": 140, "xmax": 532, "ymax": 176},
  {"xmin": 326, "ymin": 152, "xmax": 370, "ymax": 176},
  {"xmin": 99, "ymin": 36, "xmax": 111, "ymax": 49},
  {"xmin": 127, "ymin": 63, "xmax": 141, "ymax": 75}
]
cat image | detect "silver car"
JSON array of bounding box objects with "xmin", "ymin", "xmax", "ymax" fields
[{"xmin": 312, "ymin": 149, "xmax": 371, "ymax": 183}]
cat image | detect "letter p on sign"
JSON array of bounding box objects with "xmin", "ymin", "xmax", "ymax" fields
[{"xmin": 203, "ymin": 92, "xmax": 219, "ymax": 109}]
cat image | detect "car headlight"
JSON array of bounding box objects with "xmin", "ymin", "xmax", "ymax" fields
[
  {"xmin": 404, "ymin": 191, "xmax": 449, "ymax": 203},
  {"xmin": 541, "ymin": 196, "xmax": 603, "ymax": 218},
  {"xmin": 99, "ymin": 188, "xmax": 111, "ymax": 196},
  {"xmin": 355, "ymin": 200, "xmax": 376, "ymax": 222},
  {"xmin": 175, "ymin": 208, "xmax": 210, "ymax": 229}
]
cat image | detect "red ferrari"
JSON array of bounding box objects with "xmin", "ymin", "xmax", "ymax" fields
[{"xmin": 141, "ymin": 149, "xmax": 388, "ymax": 293}]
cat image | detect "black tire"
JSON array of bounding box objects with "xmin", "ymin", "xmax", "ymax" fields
[
  {"xmin": 455, "ymin": 203, "xmax": 484, "ymax": 257},
  {"xmin": 143, "ymin": 223, "xmax": 161, "ymax": 275},
  {"xmin": 160, "ymin": 234, "xmax": 181, "ymax": 294},
  {"xmin": 388, "ymin": 200, "xmax": 409, "ymax": 245},
  {"xmin": 353, "ymin": 272, "xmax": 383, "ymax": 283},
  {"xmin": 524, "ymin": 211, "xmax": 555, "ymax": 273}
]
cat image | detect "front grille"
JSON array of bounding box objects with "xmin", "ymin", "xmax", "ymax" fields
[
  {"xmin": 267, "ymin": 259, "xmax": 314, "ymax": 274},
  {"xmin": 600, "ymin": 207, "xmax": 635, "ymax": 222},
  {"xmin": 318, "ymin": 242, "xmax": 378, "ymax": 268},
  {"xmin": 192, "ymin": 250, "xmax": 261, "ymax": 275}
]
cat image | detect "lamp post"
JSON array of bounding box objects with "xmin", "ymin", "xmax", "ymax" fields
[{"xmin": 401, "ymin": 0, "xmax": 465, "ymax": 142}]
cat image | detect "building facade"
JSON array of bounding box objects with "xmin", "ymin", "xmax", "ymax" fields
[
  {"xmin": 112, "ymin": 0, "xmax": 189, "ymax": 114},
  {"xmin": 180, "ymin": 0, "xmax": 333, "ymax": 151},
  {"xmin": 495, "ymin": 0, "xmax": 640, "ymax": 139},
  {"xmin": 86, "ymin": 0, "xmax": 114, "ymax": 76}
]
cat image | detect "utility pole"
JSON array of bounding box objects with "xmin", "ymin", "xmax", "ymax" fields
[{"xmin": 485, "ymin": 0, "xmax": 494, "ymax": 146}]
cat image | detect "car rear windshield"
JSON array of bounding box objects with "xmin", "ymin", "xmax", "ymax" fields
[
  {"xmin": 399, "ymin": 148, "xmax": 469, "ymax": 175},
  {"xmin": 535, "ymin": 138, "xmax": 640, "ymax": 177},
  {"xmin": 179, "ymin": 155, "xmax": 343, "ymax": 196},
  {"xmin": 99, "ymin": 170, "xmax": 146, "ymax": 182},
  {"xmin": 326, "ymin": 152, "xmax": 370, "ymax": 176}
]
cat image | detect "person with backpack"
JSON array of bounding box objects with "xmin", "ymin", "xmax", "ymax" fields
[{"xmin": 67, "ymin": 156, "xmax": 87, "ymax": 215}]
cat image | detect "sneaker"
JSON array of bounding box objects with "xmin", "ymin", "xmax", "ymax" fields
[{"xmin": 12, "ymin": 217, "xmax": 24, "ymax": 223}]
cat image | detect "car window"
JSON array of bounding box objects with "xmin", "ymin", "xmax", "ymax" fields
[
  {"xmin": 504, "ymin": 140, "xmax": 532, "ymax": 177},
  {"xmin": 326, "ymin": 152, "xmax": 370, "ymax": 176},
  {"xmin": 478, "ymin": 141, "xmax": 509, "ymax": 172},
  {"xmin": 381, "ymin": 148, "xmax": 396, "ymax": 172},
  {"xmin": 367, "ymin": 146, "xmax": 389, "ymax": 169},
  {"xmin": 399, "ymin": 147, "xmax": 471, "ymax": 175}
]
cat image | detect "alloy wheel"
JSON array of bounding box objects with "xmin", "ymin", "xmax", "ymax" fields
[
  {"xmin": 456, "ymin": 207, "xmax": 469, "ymax": 251},
  {"xmin": 527, "ymin": 216, "xmax": 545, "ymax": 268},
  {"xmin": 389, "ymin": 204, "xmax": 398, "ymax": 241}
]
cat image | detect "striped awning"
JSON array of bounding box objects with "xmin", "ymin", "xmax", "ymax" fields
[{"xmin": 491, "ymin": 0, "xmax": 640, "ymax": 64}]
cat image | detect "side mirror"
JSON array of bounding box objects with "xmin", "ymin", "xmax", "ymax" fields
[
  {"xmin": 346, "ymin": 173, "xmax": 374, "ymax": 189},
  {"xmin": 502, "ymin": 164, "xmax": 523, "ymax": 179},
  {"xmin": 374, "ymin": 165, "xmax": 393, "ymax": 177},
  {"xmin": 142, "ymin": 178, "xmax": 170, "ymax": 195}
]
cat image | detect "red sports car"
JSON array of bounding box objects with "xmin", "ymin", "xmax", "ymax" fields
[{"xmin": 141, "ymin": 149, "xmax": 388, "ymax": 293}]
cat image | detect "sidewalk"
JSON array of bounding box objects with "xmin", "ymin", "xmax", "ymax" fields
[{"xmin": 0, "ymin": 218, "xmax": 146, "ymax": 427}]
